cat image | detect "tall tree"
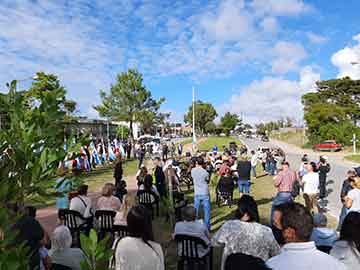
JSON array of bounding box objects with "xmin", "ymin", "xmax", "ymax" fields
[
  {"xmin": 94, "ymin": 69, "xmax": 165, "ymax": 140},
  {"xmin": 302, "ymin": 77, "xmax": 360, "ymax": 144},
  {"xmin": 184, "ymin": 101, "xmax": 217, "ymax": 134},
  {"xmin": 220, "ymin": 112, "xmax": 240, "ymax": 135}
]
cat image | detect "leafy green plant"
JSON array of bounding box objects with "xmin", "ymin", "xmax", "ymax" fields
[{"xmin": 80, "ymin": 229, "xmax": 113, "ymax": 270}]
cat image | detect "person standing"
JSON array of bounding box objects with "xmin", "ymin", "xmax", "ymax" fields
[
  {"xmin": 337, "ymin": 170, "xmax": 356, "ymax": 230},
  {"xmin": 345, "ymin": 176, "xmax": 360, "ymax": 213},
  {"xmin": 153, "ymin": 157, "xmax": 166, "ymax": 198},
  {"xmin": 178, "ymin": 143, "xmax": 183, "ymax": 156},
  {"xmin": 191, "ymin": 157, "xmax": 211, "ymax": 230},
  {"xmin": 250, "ymin": 150, "xmax": 258, "ymax": 178},
  {"xmin": 318, "ymin": 156, "xmax": 330, "ymax": 200},
  {"xmin": 270, "ymin": 162, "xmax": 297, "ymax": 225},
  {"xmin": 137, "ymin": 143, "xmax": 146, "ymax": 169},
  {"xmin": 114, "ymin": 155, "xmax": 123, "ymax": 188},
  {"xmin": 301, "ymin": 162, "xmax": 320, "ymax": 213},
  {"xmin": 162, "ymin": 144, "xmax": 168, "ymax": 161},
  {"xmin": 237, "ymin": 156, "xmax": 252, "ymax": 195}
]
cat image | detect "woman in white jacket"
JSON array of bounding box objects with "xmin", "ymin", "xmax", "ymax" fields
[{"xmin": 331, "ymin": 211, "xmax": 360, "ymax": 268}]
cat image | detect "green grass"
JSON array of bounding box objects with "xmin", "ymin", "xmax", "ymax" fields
[
  {"xmin": 197, "ymin": 136, "xmax": 242, "ymax": 152},
  {"xmin": 345, "ymin": 154, "xmax": 360, "ymax": 163}
]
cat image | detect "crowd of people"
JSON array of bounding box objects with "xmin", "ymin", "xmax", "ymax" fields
[{"xmin": 6, "ymin": 140, "xmax": 360, "ymax": 270}]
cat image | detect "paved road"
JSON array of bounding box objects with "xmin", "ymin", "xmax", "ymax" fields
[{"xmin": 241, "ymin": 136, "xmax": 360, "ymax": 219}]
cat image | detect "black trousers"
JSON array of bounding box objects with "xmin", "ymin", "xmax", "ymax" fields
[{"xmin": 319, "ymin": 176, "xmax": 327, "ymax": 199}]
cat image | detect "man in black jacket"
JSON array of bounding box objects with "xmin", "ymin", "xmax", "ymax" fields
[
  {"xmin": 153, "ymin": 157, "xmax": 166, "ymax": 198},
  {"xmin": 318, "ymin": 156, "xmax": 330, "ymax": 200}
]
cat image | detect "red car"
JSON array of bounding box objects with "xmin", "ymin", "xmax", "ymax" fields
[{"xmin": 313, "ymin": 140, "xmax": 342, "ymax": 152}]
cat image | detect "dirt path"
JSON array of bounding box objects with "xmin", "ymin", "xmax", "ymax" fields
[{"xmin": 37, "ymin": 168, "xmax": 139, "ymax": 234}]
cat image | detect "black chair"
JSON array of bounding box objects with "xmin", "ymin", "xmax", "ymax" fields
[
  {"xmin": 58, "ymin": 209, "xmax": 91, "ymax": 247},
  {"xmin": 94, "ymin": 210, "xmax": 117, "ymax": 241},
  {"xmin": 174, "ymin": 234, "xmax": 212, "ymax": 270},
  {"xmin": 224, "ymin": 253, "xmax": 270, "ymax": 270},
  {"xmin": 317, "ymin": 245, "xmax": 332, "ymax": 254},
  {"xmin": 113, "ymin": 224, "xmax": 129, "ymax": 240},
  {"xmin": 52, "ymin": 263, "xmax": 73, "ymax": 270},
  {"xmin": 137, "ymin": 190, "xmax": 159, "ymax": 219},
  {"xmin": 173, "ymin": 191, "xmax": 188, "ymax": 221},
  {"xmin": 216, "ymin": 189, "xmax": 234, "ymax": 207}
]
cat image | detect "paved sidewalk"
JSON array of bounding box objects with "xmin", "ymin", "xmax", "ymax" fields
[{"xmin": 37, "ymin": 172, "xmax": 138, "ymax": 234}]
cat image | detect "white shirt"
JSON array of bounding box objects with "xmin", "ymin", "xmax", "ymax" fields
[
  {"xmin": 347, "ymin": 188, "xmax": 360, "ymax": 212},
  {"xmin": 70, "ymin": 195, "xmax": 93, "ymax": 218},
  {"xmin": 302, "ymin": 172, "xmax": 319, "ymax": 194},
  {"xmin": 115, "ymin": 237, "xmax": 164, "ymax": 270},
  {"xmin": 267, "ymin": 242, "xmax": 346, "ymax": 270},
  {"xmin": 251, "ymin": 154, "xmax": 258, "ymax": 167}
]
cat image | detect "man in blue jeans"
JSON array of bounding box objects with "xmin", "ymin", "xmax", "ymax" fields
[
  {"xmin": 270, "ymin": 161, "xmax": 298, "ymax": 225},
  {"xmin": 191, "ymin": 157, "xmax": 211, "ymax": 230},
  {"xmin": 237, "ymin": 156, "xmax": 252, "ymax": 195}
]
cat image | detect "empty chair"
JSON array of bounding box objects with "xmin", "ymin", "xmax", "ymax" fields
[
  {"xmin": 112, "ymin": 224, "xmax": 129, "ymax": 240},
  {"xmin": 94, "ymin": 210, "xmax": 116, "ymax": 241},
  {"xmin": 175, "ymin": 234, "xmax": 213, "ymax": 270},
  {"xmin": 216, "ymin": 189, "xmax": 234, "ymax": 207}
]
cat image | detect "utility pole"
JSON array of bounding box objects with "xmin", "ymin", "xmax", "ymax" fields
[
  {"xmin": 352, "ymin": 133, "xmax": 358, "ymax": 154},
  {"xmin": 192, "ymin": 87, "xmax": 197, "ymax": 152}
]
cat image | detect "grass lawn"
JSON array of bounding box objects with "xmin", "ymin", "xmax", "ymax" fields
[
  {"xmin": 344, "ymin": 154, "xmax": 360, "ymax": 164},
  {"xmin": 197, "ymin": 136, "xmax": 242, "ymax": 152}
]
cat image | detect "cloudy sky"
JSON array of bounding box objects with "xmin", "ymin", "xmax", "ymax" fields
[{"xmin": 1, "ymin": 0, "xmax": 360, "ymax": 124}]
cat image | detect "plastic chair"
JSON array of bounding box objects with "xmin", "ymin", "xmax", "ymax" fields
[
  {"xmin": 137, "ymin": 190, "xmax": 159, "ymax": 219},
  {"xmin": 52, "ymin": 263, "xmax": 73, "ymax": 270},
  {"xmin": 59, "ymin": 209, "xmax": 91, "ymax": 247},
  {"xmin": 216, "ymin": 189, "xmax": 234, "ymax": 207},
  {"xmin": 94, "ymin": 210, "xmax": 116, "ymax": 241},
  {"xmin": 174, "ymin": 234, "xmax": 212, "ymax": 270},
  {"xmin": 317, "ymin": 245, "xmax": 332, "ymax": 254},
  {"xmin": 113, "ymin": 224, "xmax": 129, "ymax": 240}
]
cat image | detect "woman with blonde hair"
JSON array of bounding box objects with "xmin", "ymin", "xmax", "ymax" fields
[
  {"xmin": 97, "ymin": 183, "xmax": 121, "ymax": 211},
  {"xmin": 114, "ymin": 195, "xmax": 133, "ymax": 226}
]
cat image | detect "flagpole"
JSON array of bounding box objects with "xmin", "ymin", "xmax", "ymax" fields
[{"xmin": 192, "ymin": 87, "xmax": 197, "ymax": 152}]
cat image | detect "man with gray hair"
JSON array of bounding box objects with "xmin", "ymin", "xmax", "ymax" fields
[
  {"xmin": 173, "ymin": 205, "xmax": 211, "ymax": 257},
  {"xmin": 310, "ymin": 213, "xmax": 337, "ymax": 249},
  {"xmin": 49, "ymin": 225, "xmax": 86, "ymax": 270}
]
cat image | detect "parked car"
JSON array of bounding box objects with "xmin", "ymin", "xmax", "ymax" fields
[{"xmin": 313, "ymin": 140, "xmax": 342, "ymax": 152}]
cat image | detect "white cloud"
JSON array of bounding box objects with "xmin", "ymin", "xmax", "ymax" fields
[
  {"xmin": 251, "ymin": 0, "xmax": 312, "ymax": 16},
  {"xmin": 260, "ymin": 17, "xmax": 279, "ymax": 33},
  {"xmin": 307, "ymin": 32, "xmax": 327, "ymax": 44},
  {"xmin": 224, "ymin": 66, "xmax": 320, "ymax": 123},
  {"xmin": 331, "ymin": 33, "xmax": 360, "ymax": 79},
  {"xmin": 271, "ymin": 41, "xmax": 307, "ymax": 73}
]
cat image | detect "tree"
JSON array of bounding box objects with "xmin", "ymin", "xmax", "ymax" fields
[
  {"xmin": 94, "ymin": 69, "xmax": 165, "ymax": 141},
  {"xmin": 204, "ymin": 121, "xmax": 217, "ymax": 134},
  {"xmin": 220, "ymin": 112, "xmax": 240, "ymax": 136},
  {"xmin": 302, "ymin": 77, "xmax": 360, "ymax": 144},
  {"xmin": 184, "ymin": 101, "xmax": 217, "ymax": 134},
  {"xmin": 116, "ymin": 124, "xmax": 131, "ymax": 140},
  {"xmin": 0, "ymin": 73, "xmax": 81, "ymax": 269}
]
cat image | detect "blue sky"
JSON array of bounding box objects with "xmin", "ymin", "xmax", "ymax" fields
[{"xmin": 1, "ymin": 0, "xmax": 360, "ymax": 124}]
